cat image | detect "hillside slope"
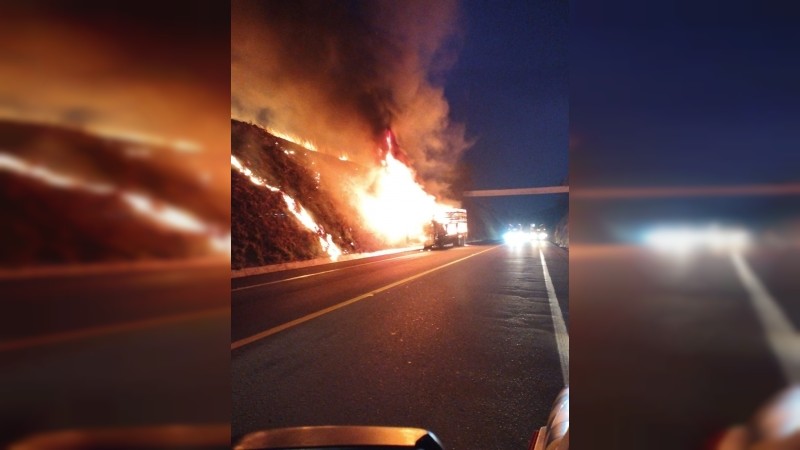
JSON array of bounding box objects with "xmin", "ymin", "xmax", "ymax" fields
[
  {"xmin": 231, "ymin": 120, "xmax": 383, "ymax": 269},
  {"xmin": 0, "ymin": 119, "xmax": 228, "ymax": 268}
]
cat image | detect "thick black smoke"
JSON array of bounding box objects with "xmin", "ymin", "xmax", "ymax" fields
[{"xmin": 232, "ymin": 0, "xmax": 471, "ymax": 201}]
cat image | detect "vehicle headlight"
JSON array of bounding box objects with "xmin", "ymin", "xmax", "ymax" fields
[{"xmin": 504, "ymin": 231, "xmax": 525, "ymax": 244}]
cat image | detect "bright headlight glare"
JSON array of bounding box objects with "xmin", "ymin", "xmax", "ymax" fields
[
  {"xmin": 504, "ymin": 231, "xmax": 526, "ymax": 245},
  {"xmin": 643, "ymin": 225, "xmax": 751, "ymax": 252}
]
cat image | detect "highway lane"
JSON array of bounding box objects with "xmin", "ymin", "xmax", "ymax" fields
[
  {"xmin": 232, "ymin": 241, "xmax": 569, "ymax": 450},
  {"xmin": 232, "ymin": 249, "xmax": 429, "ymax": 290},
  {"xmin": 0, "ymin": 262, "xmax": 230, "ymax": 446},
  {"xmin": 745, "ymin": 247, "xmax": 800, "ymax": 332},
  {"xmin": 1, "ymin": 260, "xmax": 229, "ymax": 344},
  {"xmin": 572, "ymin": 244, "xmax": 798, "ymax": 450},
  {"xmin": 232, "ymin": 248, "xmax": 503, "ymax": 345},
  {"xmin": 232, "ymin": 250, "xmax": 444, "ymax": 343}
]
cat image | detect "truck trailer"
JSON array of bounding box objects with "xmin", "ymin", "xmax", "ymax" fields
[{"xmin": 423, "ymin": 208, "xmax": 468, "ymax": 250}]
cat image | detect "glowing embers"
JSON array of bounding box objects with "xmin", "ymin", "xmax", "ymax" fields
[
  {"xmin": 230, "ymin": 155, "xmax": 279, "ymax": 192},
  {"xmin": 92, "ymin": 127, "xmax": 202, "ymax": 153},
  {"xmin": 231, "ymin": 155, "xmax": 342, "ymax": 260},
  {"xmin": 266, "ymin": 128, "xmax": 318, "ymax": 152},
  {"xmin": 122, "ymin": 193, "xmax": 208, "ymax": 234},
  {"xmin": 0, "ymin": 152, "xmax": 228, "ymax": 254},
  {"xmin": 0, "ymin": 153, "xmax": 114, "ymax": 194}
]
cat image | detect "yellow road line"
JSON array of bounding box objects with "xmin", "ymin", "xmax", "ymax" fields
[{"xmin": 231, "ymin": 246, "xmax": 500, "ymax": 351}]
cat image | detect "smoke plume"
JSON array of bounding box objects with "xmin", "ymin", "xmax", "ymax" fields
[
  {"xmin": 232, "ymin": 0, "xmax": 471, "ymax": 201},
  {"xmin": 0, "ymin": 3, "xmax": 231, "ymax": 204}
]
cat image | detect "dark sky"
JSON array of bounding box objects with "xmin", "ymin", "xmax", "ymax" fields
[
  {"xmin": 450, "ymin": 0, "xmax": 568, "ymax": 189},
  {"xmin": 446, "ymin": 0, "xmax": 569, "ymax": 228},
  {"xmin": 571, "ymin": 2, "xmax": 799, "ymax": 189},
  {"xmin": 569, "ymin": 1, "xmax": 800, "ymax": 238}
]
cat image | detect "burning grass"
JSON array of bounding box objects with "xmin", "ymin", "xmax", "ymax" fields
[
  {"xmin": 0, "ymin": 173, "xmax": 212, "ymax": 266},
  {"xmin": 0, "ymin": 119, "xmax": 229, "ymax": 223},
  {"xmin": 0, "ymin": 119, "xmax": 230, "ymax": 267},
  {"xmin": 231, "ymin": 120, "xmax": 383, "ymax": 269}
]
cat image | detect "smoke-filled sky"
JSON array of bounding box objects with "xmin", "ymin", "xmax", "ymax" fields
[
  {"xmin": 232, "ymin": 0, "xmax": 469, "ymax": 200},
  {"xmin": 232, "ymin": 0, "xmax": 568, "ymax": 221},
  {"xmin": 0, "ymin": 1, "xmax": 231, "ymax": 203}
]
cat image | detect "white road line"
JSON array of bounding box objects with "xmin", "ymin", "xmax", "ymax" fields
[
  {"xmin": 731, "ymin": 251, "xmax": 800, "ymax": 383},
  {"xmin": 232, "ymin": 252, "xmax": 428, "ymax": 292},
  {"xmin": 231, "ymin": 246, "xmax": 500, "ymax": 351},
  {"xmin": 539, "ymin": 247, "xmax": 570, "ymax": 385}
]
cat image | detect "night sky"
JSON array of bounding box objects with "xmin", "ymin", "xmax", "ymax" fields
[
  {"xmin": 570, "ymin": 1, "xmax": 800, "ymax": 238},
  {"xmin": 571, "ymin": 2, "xmax": 799, "ymax": 189},
  {"xmin": 447, "ymin": 0, "xmax": 569, "ymax": 231}
]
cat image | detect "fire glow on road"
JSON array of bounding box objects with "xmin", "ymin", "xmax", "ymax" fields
[{"xmin": 231, "ymin": 245, "xmax": 500, "ymax": 350}]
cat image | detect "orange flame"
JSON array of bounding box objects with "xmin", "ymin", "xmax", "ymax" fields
[
  {"xmin": 0, "ymin": 152, "xmax": 229, "ymax": 254},
  {"xmin": 254, "ymin": 128, "xmax": 453, "ymax": 248},
  {"xmin": 266, "ymin": 128, "xmax": 318, "ymax": 152},
  {"xmin": 355, "ymin": 151, "xmax": 453, "ymax": 244},
  {"xmin": 231, "ymin": 155, "xmax": 341, "ymax": 260}
]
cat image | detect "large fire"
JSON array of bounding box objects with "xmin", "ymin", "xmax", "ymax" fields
[
  {"xmin": 281, "ymin": 128, "xmax": 452, "ymax": 246},
  {"xmin": 356, "ymin": 151, "xmax": 452, "ymax": 244},
  {"xmin": 234, "ymin": 127, "xmax": 453, "ymax": 259}
]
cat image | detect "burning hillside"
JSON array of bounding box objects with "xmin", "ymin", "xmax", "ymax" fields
[
  {"xmin": 231, "ymin": 120, "xmax": 369, "ymax": 268},
  {"xmin": 0, "ymin": 119, "xmax": 229, "ymax": 268},
  {"xmin": 231, "ymin": 120, "xmax": 461, "ymax": 269},
  {"xmin": 231, "ymin": 1, "xmax": 474, "ymax": 269}
]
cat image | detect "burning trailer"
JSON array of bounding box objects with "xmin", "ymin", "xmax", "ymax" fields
[{"xmin": 423, "ymin": 208, "xmax": 468, "ymax": 250}]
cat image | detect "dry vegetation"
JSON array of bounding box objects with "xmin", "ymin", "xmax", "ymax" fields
[
  {"xmin": 0, "ymin": 119, "xmax": 226, "ymax": 267},
  {"xmin": 0, "ymin": 174, "xmax": 210, "ymax": 266},
  {"xmin": 231, "ymin": 119, "xmax": 382, "ymax": 269}
]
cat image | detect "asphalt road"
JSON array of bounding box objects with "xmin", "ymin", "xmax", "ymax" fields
[
  {"xmin": 232, "ymin": 241, "xmax": 569, "ymax": 450},
  {"xmin": 572, "ymin": 244, "xmax": 799, "ymax": 450},
  {"xmin": 1, "ymin": 261, "xmax": 230, "ymax": 344},
  {"xmin": 0, "ymin": 261, "xmax": 230, "ymax": 447}
]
